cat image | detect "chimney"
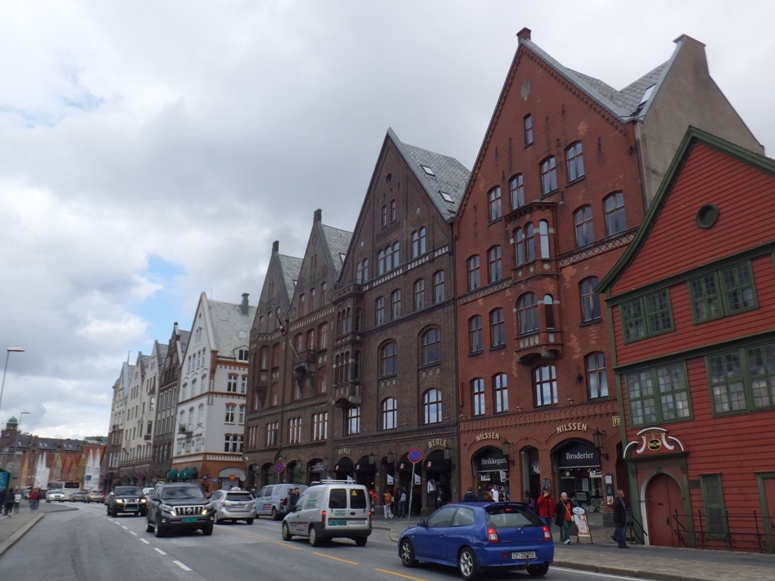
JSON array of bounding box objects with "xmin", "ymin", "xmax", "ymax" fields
[
  {"xmin": 241, "ymin": 293, "xmax": 250, "ymax": 315},
  {"xmin": 314, "ymin": 208, "xmax": 322, "ymax": 223},
  {"xmin": 517, "ymin": 27, "xmax": 531, "ymax": 42},
  {"xmin": 173, "ymin": 321, "xmax": 179, "ymax": 337},
  {"xmin": 272, "ymin": 240, "xmax": 279, "ymax": 254}
]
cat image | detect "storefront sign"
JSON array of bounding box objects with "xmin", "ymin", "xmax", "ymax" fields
[
  {"xmin": 477, "ymin": 453, "xmax": 508, "ymax": 472},
  {"xmin": 475, "ymin": 432, "xmax": 500, "ymax": 442},
  {"xmin": 556, "ymin": 422, "xmax": 587, "ymax": 434},
  {"xmin": 558, "ymin": 443, "xmax": 599, "ymax": 468},
  {"xmin": 426, "ymin": 438, "xmax": 448, "ymax": 449},
  {"xmin": 310, "ymin": 462, "xmax": 325, "ymax": 472},
  {"xmin": 337, "ymin": 447, "xmax": 351, "ymax": 456}
]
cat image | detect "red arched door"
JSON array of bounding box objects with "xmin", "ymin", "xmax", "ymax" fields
[{"xmin": 645, "ymin": 473, "xmax": 682, "ymax": 546}]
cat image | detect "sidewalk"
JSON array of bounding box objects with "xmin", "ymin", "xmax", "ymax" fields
[
  {"xmin": 0, "ymin": 501, "xmax": 75, "ymax": 557},
  {"xmin": 371, "ymin": 514, "xmax": 775, "ymax": 581}
]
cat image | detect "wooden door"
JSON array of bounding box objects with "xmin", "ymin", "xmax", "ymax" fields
[
  {"xmin": 761, "ymin": 476, "xmax": 775, "ymax": 553},
  {"xmin": 645, "ymin": 473, "xmax": 682, "ymax": 547}
]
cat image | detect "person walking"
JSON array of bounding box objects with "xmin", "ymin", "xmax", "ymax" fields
[
  {"xmin": 4, "ymin": 488, "xmax": 15, "ymax": 517},
  {"xmin": 398, "ymin": 487, "xmax": 407, "ymax": 518},
  {"xmin": 462, "ymin": 487, "xmax": 478, "ymax": 502},
  {"xmin": 612, "ymin": 489, "xmax": 629, "ymax": 548},
  {"xmin": 491, "ymin": 484, "xmax": 500, "ymax": 502},
  {"xmin": 555, "ymin": 492, "xmax": 573, "ymax": 544},
  {"xmin": 13, "ymin": 489, "xmax": 21, "ymax": 514},
  {"xmin": 29, "ymin": 487, "xmax": 40, "ymax": 511},
  {"xmin": 383, "ymin": 489, "xmax": 393, "ymax": 519},
  {"xmin": 536, "ymin": 488, "xmax": 553, "ymax": 533}
]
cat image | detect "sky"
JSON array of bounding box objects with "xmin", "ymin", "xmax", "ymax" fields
[{"xmin": 1, "ymin": 1, "xmax": 774, "ymax": 440}]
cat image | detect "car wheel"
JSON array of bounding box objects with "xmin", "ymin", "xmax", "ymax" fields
[
  {"xmin": 458, "ymin": 547, "xmax": 480, "ymax": 581},
  {"xmin": 281, "ymin": 522, "xmax": 292, "ymax": 541},
  {"xmin": 202, "ymin": 524, "xmax": 214, "ymax": 536},
  {"xmin": 354, "ymin": 536, "xmax": 367, "ymax": 547},
  {"xmin": 309, "ymin": 524, "xmax": 322, "ymax": 547},
  {"xmin": 271, "ymin": 506, "xmax": 278, "ymax": 520},
  {"xmin": 110, "ymin": 507, "xmax": 118, "ymax": 518},
  {"xmin": 146, "ymin": 517, "xmax": 154, "ymax": 533},
  {"xmin": 154, "ymin": 520, "xmax": 166, "ymax": 538},
  {"xmin": 527, "ymin": 563, "xmax": 550, "ymax": 577},
  {"xmin": 246, "ymin": 518, "xmax": 254, "ymax": 525},
  {"xmin": 400, "ymin": 538, "xmax": 417, "ymax": 567}
]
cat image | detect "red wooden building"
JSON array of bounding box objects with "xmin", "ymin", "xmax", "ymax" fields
[{"xmin": 598, "ymin": 128, "xmax": 775, "ymax": 552}]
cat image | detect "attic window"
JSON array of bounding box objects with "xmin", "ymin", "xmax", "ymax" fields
[
  {"xmin": 421, "ymin": 164, "xmax": 435, "ymax": 176},
  {"xmin": 639, "ymin": 84, "xmax": 656, "ymax": 106},
  {"xmin": 438, "ymin": 191, "xmax": 454, "ymax": 203},
  {"xmin": 292, "ymin": 279, "xmax": 297, "ymax": 287},
  {"xmin": 339, "ymin": 252, "xmax": 346, "ymax": 264}
]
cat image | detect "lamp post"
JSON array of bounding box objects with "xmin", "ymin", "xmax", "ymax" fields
[
  {"xmin": 0, "ymin": 347, "xmax": 25, "ymax": 420},
  {"xmin": 11, "ymin": 410, "xmax": 30, "ymax": 488}
]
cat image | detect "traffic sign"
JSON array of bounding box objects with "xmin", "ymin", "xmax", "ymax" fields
[
  {"xmin": 274, "ymin": 462, "xmax": 284, "ymax": 473},
  {"xmin": 408, "ymin": 448, "xmax": 422, "ymax": 464}
]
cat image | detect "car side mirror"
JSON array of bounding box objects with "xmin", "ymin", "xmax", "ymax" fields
[{"xmin": 417, "ymin": 519, "xmax": 427, "ymax": 527}]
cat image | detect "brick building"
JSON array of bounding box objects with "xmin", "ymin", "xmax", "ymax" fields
[
  {"xmin": 598, "ymin": 129, "xmax": 775, "ymax": 552},
  {"xmin": 453, "ymin": 28, "xmax": 761, "ymax": 514}
]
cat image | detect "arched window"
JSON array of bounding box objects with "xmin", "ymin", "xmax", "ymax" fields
[
  {"xmin": 414, "ymin": 279, "xmax": 425, "ymax": 311},
  {"xmin": 469, "ymin": 315, "xmax": 483, "ymax": 353},
  {"xmin": 490, "ymin": 308, "xmax": 505, "ymax": 347},
  {"xmin": 566, "ymin": 141, "xmax": 584, "ymax": 181},
  {"xmin": 347, "ymin": 406, "xmax": 360, "ymax": 435},
  {"xmin": 540, "ymin": 156, "xmax": 557, "ymax": 194},
  {"xmin": 318, "ymin": 323, "xmax": 328, "ymax": 349},
  {"xmin": 574, "ymin": 206, "xmax": 594, "ymax": 248},
  {"xmin": 423, "ymin": 389, "xmax": 443, "ymax": 424},
  {"xmin": 534, "ymin": 364, "xmax": 558, "ymax": 406},
  {"xmin": 380, "ymin": 342, "xmax": 397, "ymax": 377},
  {"xmin": 514, "ymin": 227, "xmax": 525, "ymax": 266},
  {"xmin": 544, "ymin": 295, "xmax": 556, "ymax": 330},
  {"xmin": 604, "ymin": 192, "xmax": 627, "ymax": 236},
  {"xmin": 259, "ymin": 347, "xmax": 268, "ymax": 370},
  {"xmin": 433, "ymin": 270, "xmax": 445, "ymax": 303},
  {"xmin": 539, "ymin": 220, "xmax": 550, "ymax": 258},
  {"xmin": 375, "ymin": 296, "xmax": 385, "ymax": 325},
  {"xmin": 526, "ymin": 223, "xmax": 536, "ymax": 262},
  {"xmin": 471, "ymin": 378, "xmax": 485, "ymax": 416},
  {"xmin": 488, "ymin": 186, "xmax": 502, "ymax": 221},
  {"xmin": 510, "ymin": 174, "xmax": 525, "ymax": 210},
  {"xmin": 305, "ymin": 329, "xmax": 315, "ymax": 352},
  {"xmin": 378, "ymin": 249, "xmax": 386, "ymax": 275},
  {"xmin": 390, "ymin": 199, "xmax": 397, "ymax": 222},
  {"xmin": 421, "ymin": 328, "xmax": 441, "ymax": 365},
  {"xmin": 391, "ymin": 289, "xmax": 401, "ymax": 320},
  {"xmin": 299, "ymin": 293, "xmax": 305, "ymax": 316},
  {"xmin": 382, "ymin": 397, "xmax": 397, "ymax": 430},
  {"xmin": 518, "ymin": 293, "xmax": 539, "ymax": 334},
  {"xmin": 581, "ymin": 277, "xmax": 601, "ymax": 322},
  {"xmin": 381, "ymin": 205, "xmax": 387, "ymax": 227},
  {"xmin": 493, "ymin": 373, "xmax": 509, "ymax": 413},
  {"xmin": 467, "ymin": 255, "xmax": 481, "ymax": 291},
  {"xmin": 586, "ymin": 352, "xmax": 608, "ymax": 399},
  {"xmin": 412, "ymin": 227, "xmax": 427, "ymax": 258},
  {"xmin": 488, "ymin": 246, "xmax": 502, "ymax": 283}
]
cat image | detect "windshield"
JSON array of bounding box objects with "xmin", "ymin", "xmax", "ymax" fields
[
  {"xmin": 161, "ymin": 486, "xmax": 205, "ymax": 501},
  {"xmin": 114, "ymin": 487, "xmax": 142, "ymax": 496},
  {"xmin": 226, "ymin": 492, "xmax": 252, "ymax": 501}
]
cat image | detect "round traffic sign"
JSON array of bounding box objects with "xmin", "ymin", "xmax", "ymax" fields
[
  {"xmin": 408, "ymin": 448, "xmax": 422, "ymax": 464},
  {"xmin": 274, "ymin": 462, "xmax": 284, "ymax": 473}
]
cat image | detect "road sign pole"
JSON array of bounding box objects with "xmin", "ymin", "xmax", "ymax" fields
[{"xmin": 408, "ymin": 462, "xmax": 415, "ymax": 523}]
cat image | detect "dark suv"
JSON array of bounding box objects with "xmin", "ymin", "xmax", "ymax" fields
[
  {"xmin": 145, "ymin": 482, "xmax": 214, "ymax": 537},
  {"xmin": 106, "ymin": 486, "xmax": 147, "ymax": 517}
]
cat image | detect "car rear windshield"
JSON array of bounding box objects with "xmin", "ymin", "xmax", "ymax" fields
[
  {"xmin": 328, "ymin": 488, "xmax": 367, "ymax": 510},
  {"xmin": 486, "ymin": 504, "xmax": 544, "ymax": 528},
  {"xmin": 114, "ymin": 487, "xmax": 142, "ymax": 496},
  {"xmin": 162, "ymin": 486, "xmax": 205, "ymax": 501},
  {"xmin": 226, "ymin": 492, "xmax": 252, "ymax": 501}
]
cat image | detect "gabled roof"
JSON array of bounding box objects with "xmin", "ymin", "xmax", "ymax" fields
[
  {"xmin": 277, "ymin": 254, "xmax": 303, "ymax": 302},
  {"xmin": 597, "ymin": 126, "xmax": 775, "ymax": 294},
  {"xmin": 204, "ymin": 295, "xmax": 257, "ymax": 356},
  {"xmin": 320, "ymin": 223, "xmax": 353, "ymax": 278}
]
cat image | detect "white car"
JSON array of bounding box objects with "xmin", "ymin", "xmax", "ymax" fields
[{"xmin": 46, "ymin": 490, "xmax": 67, "ymax": 502}]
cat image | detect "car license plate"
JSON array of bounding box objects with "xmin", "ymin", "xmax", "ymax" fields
[
  {"xmin": 349, "ymin": 520, "xmax": 366, "ymax": 525},
  {"xmin": 181, "ymin": 517, "xmax": 198, "ymax": 523},
  {"xmin": 232, "ymin": 504, "xmax": 244, "ymax": 509},
  {"xmin": 125, "ymin": 507, "xmax": 137, "ymax": 511},
  {"xmin": 328, "ymin": 519, "xmax": 346, "ymax": 526},
  {"xmin": 512, "ymin": 551, "xmax": 536, "ymax": 560}
]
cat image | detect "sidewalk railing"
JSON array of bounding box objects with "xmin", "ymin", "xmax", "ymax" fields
[
  {"xmin": 671, "ymin": 509, "xmax": 775, "ymax": 553},
  {"xmin": 628, "ymin": 509, "xmax": 647, "ymax": 545}
]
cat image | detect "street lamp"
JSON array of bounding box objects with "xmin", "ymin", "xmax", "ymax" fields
[
  {"xmin": 11, "ymin": 410, "xmax": 30, "ymax": 487},
  {"xmin": 0, "ymin": 347, "xmax": 25, "ymax": 420}
]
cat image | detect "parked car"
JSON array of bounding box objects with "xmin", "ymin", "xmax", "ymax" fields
[
  {"xmin": 397, "ymin": 501, "xmax": 554, "ymax": 580},
  {"xmin": 71, "ymin": 490, "xmax": 90, "ymax": 502},
  {"xmin": 106, "ymin": 486, "xmax": 147, "ymax": 516},
  {"xmin": 255, "ymin": 483, "xmax": 308, "ymax": 520},
  {"xmin": 145, "ymin": 482, "xmax": 214, "ymax": 538},
  {"xmin": 210, "ymin": 489, "xmax": 256, "ymax": 524},
  {"xmin": 87, "ymin": 489, "xmax": 106, "ymax": 503},
  {"xmin": 45, "ymin": 489, "xmax": 66, "ymax": 502},
  {"xmin": 281, "ymin": 481, "xmax": 371, "ymax": 546}
]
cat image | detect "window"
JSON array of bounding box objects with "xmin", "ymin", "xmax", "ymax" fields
[
  {"xmin": 346, "ymin": 406, "xmax": 360, "ymax": 435},
  {"xmin": 238, "ymin": 404, "xmax": 245, "ymax": 424},
  {"xmin": 381, "ymin": 205, "xmax": 387, "ymax": 227},
  {"xmin": 625, "ymin": 363, "xmax": 691, "ymax": 425},
  {"xmin": 318, "ymin": 323, "xmax": 328, "ymax": 349},
  {"xmin": 493, "ymin": 373, "xmax": 508, "ymax": 413},
  {"xmin": 539, "ymin": 220, "xmax": 550, "ymax": 258},
  {"xmin": 700, "ymin": 474, "xmax": 728, "ymax": 538},
  {"xmin": 226, "ymin": 374, "xmax": 238, "ymax": 393},
  {"xmin": 238, "ymin": 349, "xmax": 249, "ymax": 362},
  {"xmin": 524, "ymin": 114, "xmax": 533, "ymax": 146},
  {"xmin": 357, "ymin": 260, "xmax": 370, "ymax": 284},
  {"xmin": 580, "ymin": 277, "xmax": 601, "ymax": 322},
  {"xmin": 321, "ymin": 282, "xmax": 327, "ymax": 306},
  {"xmin": 708, "ymin": 342, "xmax": 775, "ymax": 414},
  {"xmin": 288, "ymin": 417, "xmax": 302, "ymax": 444},
  {"xmin": 525, "ymin": 223, "xmax": 536, "ymax": 262},
  {"xmin": 534, "ymin": 364, "xmax": 558, "ymax": 406},
  {"xmin": 316, "ymin": 366, "xmax": 327, "ymax": 394},
  {"xmin": 566, "ymin": 142, "xmax": 584, "ymax": 181},
  {"xmin": 312, "ymin": 412, "xmax": 328, "ymax": 441},
  {"xmin": 433, "ymin": 271, "xmax": 445, "ymax": 303},
  {"xmin": 574, "ymin": 206, "xmax": 594, "ymax": 248},
  {"xmin": 309, "ymin": 287, "xmax": 316, "ymax": 311},
  {"xmin": 517, "ymin": 293, "xmax": 539, "ymax": 334},
  {"xmin": 544, "ymin": 294, "xmax": 555, "ymax": 329},
  {"xmin": 390, "ymin": 199, "xmax": 397, "ymax": 222},
  {"xmin": 224, "ymin": 434, "xmax": 241, "ymax": 453},
  {"xmin": 375, "ymin": 296, "xmax": 385, "ymax": 326},
  {"xmin": 306, "ymin": 330, "xmax": 315, "ymax": 352},
  {"xmin": 490, "ymin": 308, "xmax": 505, "ymax": 348},
  {"xmin": 510, "ymin": 174, "xmax": 525, "ymax": 210},
  {"xmin": 411, "ymin": 227, "xmax": 427, "ymax": 258},
  {"xmin": 472, "ymin": 378, "xmax": 485, "ymax": 416},
  {"xmin": 271, "ymin": 343, "xmax": 281, "ymax": 367},
  {"xmin": 225, "ymin": 404, "xmax": 236, "ymax": 423},
  {"xmin": 621, "ymin": 289, "xmax": 674, "ymax": 342},
  {"xmin": 380, "ymin": 342, "xmax": 397, "ymax": 377},
  {"xmin": 382, "ymin": 398, "xmax": 397, "ymax": 430},
  {"xmin": 540, "ymin": 157, "xmax": 557, "ymax": 194},
  {"xmin": 270, "ymin": 382, "xmax": 279, "ymax": 406},
  {"xmin": 586, "ymin": 353, "xmax": 608, "ymax": 399},
  {"xmin": 467, "ymin": 255, "xmax": 481, "ymax": 291},
  {"xmin": 604, "ymin": 192, "xmax": 627, "ymax": 236},
  {"xmin": 488, "ymin": 186, "xmax": 502, "ymax": 221},
  {"xmin": 414, "ymin": 279, "xmax": 425, "ymax": 311},
  {"xmin": 299, "ymin": 293, "xmax": 305, "ymax": 316},
  {"xmin": 391, "ymin": 289, "xmax": 401, "ymax": 320},
  {"xmin": 514, "ymin": 227, "xmax": 525, "ymax": 266},
  {"xmin": 487, "ymin": 246, "xmax": 502, "ymax": 283},
  {"xmin": 423, "ymin": 389, "xmax": 443, "ymax": 424},
  {"xmin": 421, "ymin": 328, "xmax": 441, "ymax": 365},
  {"xmin": 469, "ymin": 315, "xmax": 483, "ymax": 353},
  {"xmin": 690, "ymin": 262, "xmax": 757, "ymax": 323}
]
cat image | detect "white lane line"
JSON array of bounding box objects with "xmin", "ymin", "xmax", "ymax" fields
[
  {"xmin": 129, "ymin": 531, "xmax": 137, "ymax": 536},
  {"xmin": 173, "ymin": 561, "xmax": 192, "ymax": 572},
  {"xmin": 121, "ymin": 526, "xmax": 128, "ymax": 530},
  {"xmin": 154, "ymin": 548, "xmax": 167, "ymax": 555},
  {"xmin": 140, "ymin": 539, "xmax": 150, "ymax": 544}
]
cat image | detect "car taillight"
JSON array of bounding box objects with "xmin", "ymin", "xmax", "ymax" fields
[
  {"xmin": 322, "ymin": 509, "xmax": 327, "ymax": 524},
  {"xmin": 543, "ymin": 525, "xmax": 551, "ymax": 541},
  {"xmin": 487, "ymin": 527, "xmax": 499, "ymax": 542}
]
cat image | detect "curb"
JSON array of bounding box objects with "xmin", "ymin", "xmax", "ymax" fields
[
  {"xmin": 553, "ymin": 560, "xmax": 705, "ymax": 581},
  {"xmin": 0, "ymin": 513, "xmax": 46, "ymax": 557}
]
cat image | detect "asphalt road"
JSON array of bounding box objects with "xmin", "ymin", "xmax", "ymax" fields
[{"xmin": 0, "ymin": 504, "xmax": 651, "ymax": 581}]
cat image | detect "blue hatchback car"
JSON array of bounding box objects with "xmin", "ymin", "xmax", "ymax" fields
[{"xmin": 398, "ymin": 501, "xmax": 554, "ymax": 580}]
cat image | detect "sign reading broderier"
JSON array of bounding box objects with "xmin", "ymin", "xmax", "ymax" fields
[{"xmin": 558, "ymin": 442, "xmax": 600, "ymax": 468}]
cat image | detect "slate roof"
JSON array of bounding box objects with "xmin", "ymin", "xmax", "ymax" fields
[
  {"xmin": 320, "ymin": 223, "xmax": 353, "ymax": 278},
  {"xmin": 206, "ymin": 296, "xmax": 257, "ymax": 356},
  {"xmin": 277, "ymin": 254, "xmax": 303, "ymax": 302}
]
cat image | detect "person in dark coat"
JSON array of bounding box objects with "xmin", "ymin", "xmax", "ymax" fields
[
  {"xmin": 462, "ymin": 487, "xmax": 478, "ymax": 502},
  {"xmin": 4, "ymin": 488, "xmax": 14, "ymax": 517},
  {"xmin": 612, "ymin": 489, "xmax": 629, "ymax": 548}
]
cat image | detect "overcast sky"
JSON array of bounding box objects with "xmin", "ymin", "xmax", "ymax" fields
[{"xmin": 1, "ymin": 1, "xmax": 773, "ymax": 440}]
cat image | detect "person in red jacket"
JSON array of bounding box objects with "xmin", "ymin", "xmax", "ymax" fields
[{"xmin": 536, "ymin": 488, "xmax": 553, "ymax": 532}]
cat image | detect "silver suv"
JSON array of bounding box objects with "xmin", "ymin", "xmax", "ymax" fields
[
  {"xmin": 210, "ymin": 489, "xmax": 256, "ymax": 524},
  {"xmin": 145, "ymin": 482, "xmax": 215, "ymax": 537}
]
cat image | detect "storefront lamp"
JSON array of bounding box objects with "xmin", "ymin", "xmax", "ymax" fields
[
  {"xmin": 443, "ymin": 443, "xmax": 452, "ymax": 461},
  {"xmin": 386, "ymin": 450, "xmax": 395, "ymax": 464},
  {"xmin": 593, "ymin": 428, "xmax": 608, "ymax": 460},
  {"xmin": 502, "ymin": 439, "xmax": 511, "ymax": 456},
  {"xmin": 368, "ymin": 452, "xmax": 376, "ymax": 465}
]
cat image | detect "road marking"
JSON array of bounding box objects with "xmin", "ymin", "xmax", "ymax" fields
[
  {"xmin": 140, "ymin": 539, "xmax": 150, "ymax": 544},
  {"xmin": 173, "ymin": 560, "xmax": 192, "ymax": 572},
  {"xmin": 217, "ymin": 527, "xmax": 271, "ymax": 541},
  {"xmin": 154, "ymin": 548, "xmax": 167, "ymax": 555},
  {"xmin": 129, "ymin": 531, "xmax": 137, "ymax": 536},
  {"xmin": 121, "ymin": 526, "xmax": 128, "ymax": 530},
  {"xmin": 375, "ymin": 568, "xmax": 427, "ymax": 581},
  {"xmin": 274, "ymin": 541, "xmax": 303, "ymax": 550},
  {"xmin": 313, "ymin": 552, "xmax": 358, "ymax": 565}
]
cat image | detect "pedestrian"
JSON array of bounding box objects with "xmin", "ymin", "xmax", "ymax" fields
[
  {"xmin": 555, "ymin": 492, "xmax": 573, "ymax": 544},
  {"xmin": 29, "ymin": 487, "xmax": 40, "ymax": 511},
  {"xmin": 612, "ymin": 489, "xmax": 629, "ymax": 548},
  {"xmin": 0, "ymin": 489, "xmax": 6, "ymax": 516},
  {"xmin": 13, "ymin": 489, "xmax": 21, "ymax": 514},
  {"xmin": 482, "ymin": 486, "xmax": 493, "ymax": 501},
  {"xmin": 383, "ymin": 489, "xmax": 393, "ymax": 519},
  {"xmin": 524, "ymin": 490, "xmax": 536, "ymax": 511},
  {"xmin": 536, "ymin": 488, "xmax": 553, "ymax": 533},
  {"xmin": 4, "ymin": 488, "xmax": 15, "ymax": 517},
  {"xmin": 398, "ymin": 487, "xmax": 407, "ymax": 518},
  {"xmin": 491, "ymin": 484, "xmax": 500, "ymax": 502},
  {"xmin": 462, "ymin": 487, "xmax": 478, "ymax": 502},
  {"xmin": 499, "ymin": 485, "xmax": 507, "ymax": 502}
]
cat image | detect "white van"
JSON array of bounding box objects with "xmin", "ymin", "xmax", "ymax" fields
[
  {"xmin": 281, "ymin": 481, "xmax": 372, "ymax": 546},
  {"xmin": 255, "ymin": 483, "xmax": 308, "ymax": 520}
]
